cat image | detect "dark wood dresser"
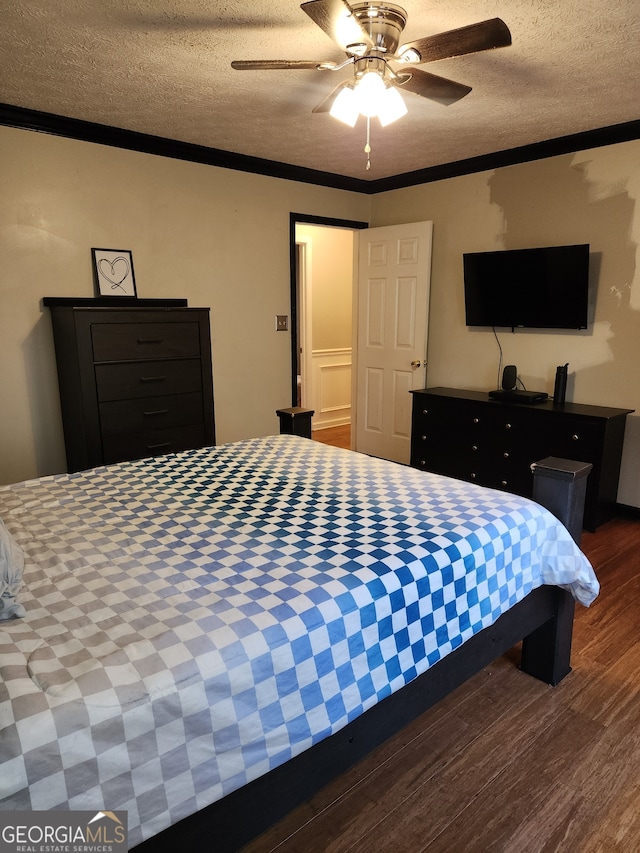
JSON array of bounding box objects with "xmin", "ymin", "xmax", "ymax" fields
[
  {"xmin": 45, "ymin": 298, "xmax": 215, "ymax": 472},
  {"xmin": 410, "ymin": 386, "xmax": 633, "ymax": 530}
]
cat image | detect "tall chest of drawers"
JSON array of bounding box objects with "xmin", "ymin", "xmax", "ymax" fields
[
  {"xmin": 45, "ymin": 299, "xmax": 215, "ymax": 472},
  {"xmin": 410, "ymin": 387, "xmax": 633, "ymax": 530}
]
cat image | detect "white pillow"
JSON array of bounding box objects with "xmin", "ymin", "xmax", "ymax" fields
[{"xmin": 0, "ymin": 518, "xmax": 26, "ymax": 620}]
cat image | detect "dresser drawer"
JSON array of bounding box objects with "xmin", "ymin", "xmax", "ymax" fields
[
  {"xmin": 548, "ymin": 419, "xmax": 602, "ymax": 460},
  {"xmin": 95, "ymin": 359, "xmax": 203, "ymax": 401},
  {"xmin": 411, "ymin": 396, "xmax": 485, "ymax": 480},
  {"xmin": 91, "ymin": 322, "xmax": 201, "ymax": 361},
  {"xmin": 483, "ymin": 459, "xmax": 535, "ymax": 496},
  {"xmin": 102, "ymin": 424, "xmax": 207, "ymax": 465},
  {"xmin": 99, "ymin": 392, "xmax": 204, "ymax": 435}
]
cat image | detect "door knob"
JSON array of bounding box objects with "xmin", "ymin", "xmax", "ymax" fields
[{"xmin": 410, "ymin": 360, "xmax": 423, "ymax": 368}]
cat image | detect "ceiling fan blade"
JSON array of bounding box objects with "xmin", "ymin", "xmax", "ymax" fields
[
  {"xmin": 231, "ymin": 60, "xmax": 335, "ymax": 70},
  {"xmin": 395, "ymin": 69, "xmax": 472, "ymax": 106},
  {"xmin": 398, "ymin": 18, "xmax": 511, "ymax": 64},
  {"xmin": 301, "ymin": 0, "xmax": 373, "ymax": 51},
  {"xmin": 312, "ymin": 80, "xmax": 351, "ymax": 113}
]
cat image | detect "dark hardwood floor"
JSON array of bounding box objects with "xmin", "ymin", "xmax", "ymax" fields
[{"xmin": 242, "ymin": 512, "xmax": 640, "ymax": 853}]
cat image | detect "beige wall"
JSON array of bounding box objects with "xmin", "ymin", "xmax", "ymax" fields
[
  {"xmin": 369, "ymin": 140, "xmax": 640, "ymax": 507},
  {"xmin": 0, "ymin": 125, "xmax": 370, "ymax": 485},
  {"xmin": 2, "ymin": 124, "xmax": 638, "ymax": 509},
  {"xmin": 296, "ymin": 224, "xmax": 354, "ymax": 351}
]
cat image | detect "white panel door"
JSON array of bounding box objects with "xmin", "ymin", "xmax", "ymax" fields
[{"xmin": 355, "ymin": 221, "xmax": 433, "ymax": 463}]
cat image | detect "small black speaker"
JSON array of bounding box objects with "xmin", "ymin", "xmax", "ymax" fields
[{"xmin": 502, "ymin": 364, "xmax": 517, "ymax": 391}]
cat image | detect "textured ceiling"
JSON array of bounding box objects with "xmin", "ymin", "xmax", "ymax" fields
[{"xmin": 1, "ymin": 0, "xmax": 639, "ymax": 181}]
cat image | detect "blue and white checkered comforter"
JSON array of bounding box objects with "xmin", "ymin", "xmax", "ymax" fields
[{"xmin": 0, "ymin": 436, "xmax": 598, "ymax": 845}]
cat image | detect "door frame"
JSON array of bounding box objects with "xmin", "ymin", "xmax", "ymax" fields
[
  {"xmin": 295, "ymin": 237, "xmax": 312, "ymax": 408},
  {"xmin": 289, "ymin": 213, "xmax": 368, "ymax": 408}
]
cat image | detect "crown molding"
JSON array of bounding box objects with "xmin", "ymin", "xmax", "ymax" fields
[
  {"xmin": 369, "ymin": 119, "xmax": 640, "ymax": 192},
  {"xmin": 2, "ymin": 103, "xmax": 639, "ymax": 195},
  {"xmin": 0, "ymin": 102, "xmax": 369, "ymax": 193}
]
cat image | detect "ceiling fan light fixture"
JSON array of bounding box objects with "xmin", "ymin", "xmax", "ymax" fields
[
  {"xmin": 354, "ymin": 69, "xmax": 387, "ymax": 116},
  {"xmin": 330, "ymin": 85, "xmax": 360, "ymax": 126},
  {"xmin": 378, "ymin": 84, "xmax": 408, "ymax": 126},
  {"xmin": 330, "ymin": 70, "xmax": 407, "ymax": 128}
]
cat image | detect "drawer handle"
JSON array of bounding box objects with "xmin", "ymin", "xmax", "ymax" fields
[
  {"xmin": 572, "ymin": 434, "xmax": 580, "ymax": 441},
  {"xmin": 473, "ymin": 418, "xmax": 480, "ymax": 424},
  {"xmin": 420, "ymin": 460, "xmax": 426, "ymax": 466},
  {"xmin": 147, "ymin": 441, "xmax": 172, "ymax": 450},
  {"xmin": 137, "ymin": 338, "xmax": 164, "ymax": 344},
  {"xmin": 472, "ymin": 445, "xmax": 478, "ymax": 452},
  {"xmin": 422, "ymin": 409, "xmax": 428, "ymax": 415},
  {"xmin": 143, "ymin": 409, "xmax": 169, "ymax": 417},
  {"xmin": 421, "ymin": 434, "xmax": 427, "ymax": 441},
  {"xmin": 139, "ymin": 376, "xmax": 166, "ymax": 383},
  {"xmin": 501, "ymin": 479, "xmax": 508, "ymax": 486},
  {"xmin": 505, "ymin": 423, "xmax": 512, "ymax": 429},
  {"xmin": 503, "ymin": 451, "xmax": 510, "ymax": 459}
]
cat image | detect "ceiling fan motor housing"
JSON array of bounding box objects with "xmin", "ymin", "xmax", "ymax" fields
[
  {"xmin": 353, "ymin": 54, "xmax": 387, "ymax": 82},
  {"xmin": 350, "ymin": 2, "xmax": 408, "ymax": 55}
]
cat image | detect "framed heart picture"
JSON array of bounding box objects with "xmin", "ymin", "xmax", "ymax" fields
[{"xmin": 92, "ymin": 248, "xmax": 137, "ymax": 297}]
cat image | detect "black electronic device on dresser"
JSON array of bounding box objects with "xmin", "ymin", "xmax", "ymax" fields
[
  {"xmin": 44, "ymin": 298, "xmax": 215, "ymax": 473},
  {"xmin": 410, "ymin": 387, "xmax": 633, "ymax": 531}
]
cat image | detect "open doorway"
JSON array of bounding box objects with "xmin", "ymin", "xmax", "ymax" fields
[
  {"xmin": 290, "ymin": 215, "xmax": 433, "ymax": 463},
  {"xmin": 289, "ymin": 213, "xmax": 368, "ymax": 444},
  {"xmin": 296, "ymin": 223, "xmax": 354, "ymax": 430}
]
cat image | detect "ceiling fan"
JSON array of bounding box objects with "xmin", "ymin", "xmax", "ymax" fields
[{"xmin": 231, "ymin": 0, "xmax": 512, "ymax": 126}]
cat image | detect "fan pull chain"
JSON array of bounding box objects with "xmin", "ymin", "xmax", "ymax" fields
[{"xmin": 365, "ymin": 116, "xmax": 371, "ymax": 171}]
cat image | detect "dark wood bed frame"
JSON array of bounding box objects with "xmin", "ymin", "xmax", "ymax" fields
[{"xmin": 137, "ymin": 457, "xmax": 591, "ymax": 852}]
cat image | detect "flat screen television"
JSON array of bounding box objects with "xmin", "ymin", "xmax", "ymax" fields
[{"xmin": 463, "ymin": 244, "xmax": 590, "ymax": 329}]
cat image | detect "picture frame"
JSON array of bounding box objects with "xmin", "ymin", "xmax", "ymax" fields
[{"xmin": 92, "ymin": 248, "xmax": 137, "ymax": 297}]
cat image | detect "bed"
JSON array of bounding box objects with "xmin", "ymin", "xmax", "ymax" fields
[{"xmin": 0, "ymin": 435, "xmax": 599, "ymax": 850}]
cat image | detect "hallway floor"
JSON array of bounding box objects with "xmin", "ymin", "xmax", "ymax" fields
[{"xmin": 312, "ymin": 424, "xmax": 351, "ymax": 450}]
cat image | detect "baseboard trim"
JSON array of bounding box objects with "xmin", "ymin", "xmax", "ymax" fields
[
  {"xmin": 615, "ymin": 503, "xmax": 640, "ymax": 519},
  {"xmin": 312, "ymin": 418, "xmax": 351, "ymax": 431}
]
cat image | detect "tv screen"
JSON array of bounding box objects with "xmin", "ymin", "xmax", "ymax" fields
[{"xmin": 463, "ymin": 244, "xmax": 590, "ymax": 329}]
